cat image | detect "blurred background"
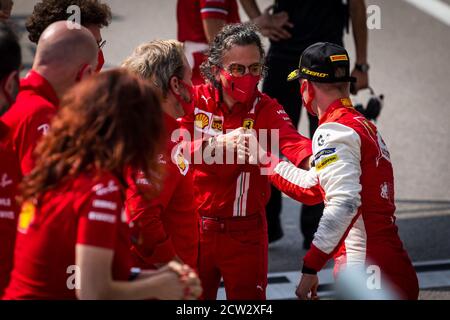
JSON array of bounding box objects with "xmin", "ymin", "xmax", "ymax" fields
[{"xmin": 8, "ymin": 0, "xmax": 450, "ymax": 299}]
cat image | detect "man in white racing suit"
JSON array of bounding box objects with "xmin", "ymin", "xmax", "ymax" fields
[{"xmin": 239, "ymin": 42, "xmax": 418, "ymax": 300}]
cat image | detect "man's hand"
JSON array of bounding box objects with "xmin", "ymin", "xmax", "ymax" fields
[
  {"xmin": 158, "ymin": 261, "xmax": 203, "ymax": 300},
  {"xmin": 215, "ymin": 127, "xmax": 246, "ymax": 151},
  {"xmin": 296, "ymin": 273, "xmax": 319, "ymax": 300},
  {"xmin": 253, "ymin": 6, "xmax": 293, "ymax": 41},
  {"xmin": 350, "ymin": 68, "xmax": 369, "ymax": 94},
  {"xmin": 236, "ymin": 129, "xmax": 267, "ymax": 165}
]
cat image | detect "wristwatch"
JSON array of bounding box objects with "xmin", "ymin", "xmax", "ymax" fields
[{"xmin": 355, "ymin": 63, "xmax": 370, "ymax": 73}]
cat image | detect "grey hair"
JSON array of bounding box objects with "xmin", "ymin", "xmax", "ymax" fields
[
  {"xmin": 200, "ymin": 23, "xmax": 266, "ymax": 88},
  {"xmin": 122, "ymin": 39, "xmax": 185, "ymax": 97}
]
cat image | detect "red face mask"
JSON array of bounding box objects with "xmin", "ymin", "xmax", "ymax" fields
[
  {"xmin": 96, "ymin": 49, "xmax": 105, "ymax": 72},
  {"xmin": 171, "ymin": 78, "xmax": 195, "ymax": 116},
  {"xmin": 300, "ymin": 80, "xmax": 316, "ymax": 116},
  {"xmin": 221, "ymin": 70, "xmax": 260, "ymax": 104}
]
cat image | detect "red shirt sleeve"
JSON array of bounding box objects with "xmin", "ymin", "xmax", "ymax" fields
[
  {"xmin": 263, "ymin": 97, "xmax": 313, "ymax": 167},
  {"xmin": 125, "ymin": 168, "xmax": 178, "ymax": 265},
  {"xmin": 268, "ymin": 160, "xmax": 325, "ymax": 206},
  {"xmin": 178, "ymin": 112, "xmax": 208, "ymax": 162},
  {"xmin": 77, "ymin": 180, "xmax": 123, "ymax": 249},
  {"xmin": 200, "ymin": 0, "xmax": 231, "ymax": 20}
]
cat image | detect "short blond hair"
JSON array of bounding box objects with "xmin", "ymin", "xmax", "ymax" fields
[{"xmin": 122, "ymin": 39, "xmax": 185, "ymax": 97}]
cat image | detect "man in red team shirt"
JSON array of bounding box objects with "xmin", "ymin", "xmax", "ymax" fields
[
  {"xmin": 180, "ymin": 23, "xmax": 313, "ymax": 300},
  {"xmin": 177, "ymin": 0, "xmax": 292, "ymax": 85},
  {"xmin": 0, "ymin": 21, "xmax": 22, "ymax": 298},
  {"xmin": 2, "ymin": 21, "xmax": 99, "ymax": 176},
  {"xmin": 122, "ymin": 40, "xmax": 199, "ymax": 270},
  {"xmin": 26, "ymin": 0, "xmax": 112, "ymax": 72},
  {"xmin": 4, "ymin": 70, "xmax": 201, "ymax": 300}
]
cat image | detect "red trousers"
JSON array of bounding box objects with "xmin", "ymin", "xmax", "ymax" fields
[{"xmin": 198, "ymin": 213, "xmax": 268, "ymax": 300}]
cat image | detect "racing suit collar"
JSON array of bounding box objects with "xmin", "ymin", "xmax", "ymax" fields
[
  {"xmin": 20, "ymin": 70, "xmax": 60, "ymax": 107},
  {"xmin": 164, "ymin": 112, "xmax": 180, "ymax": 133},
  {"xmin": 319, "ymin": 97, "xmax": 353, "ymax": 125}
]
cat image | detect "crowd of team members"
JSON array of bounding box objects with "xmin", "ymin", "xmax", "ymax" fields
[{"xmin": 0, "ymin": 0, "xmax": 418, "ymax": 300}]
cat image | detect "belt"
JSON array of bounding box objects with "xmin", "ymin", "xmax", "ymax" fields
[{"xmin": 200, "ymin": 214, "xmax": 262, "ymax": 233}]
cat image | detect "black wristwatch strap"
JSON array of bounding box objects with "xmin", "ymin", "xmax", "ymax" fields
[{"xmin": 302, "ymin": 265, "xmax": 318, "ymax": 275}]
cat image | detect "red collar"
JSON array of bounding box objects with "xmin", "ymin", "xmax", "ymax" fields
[
  {"xmin": 319, "ymin": 98, "xmax": 353, "ymax": 125},
  {"xmin": 20, "ymin": 70, "xmax": 60, "ymax": 107},
  {"xmin": 164, "ymin": 112, "xmax": 179, "ymax": 133}
]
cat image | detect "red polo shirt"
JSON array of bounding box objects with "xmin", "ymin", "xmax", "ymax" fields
[
  {"xmin": 4, "ymin": 170, "xmax": 131, "ymax": 300},
  {"xmin": 1, "ymin": 70, "xmax": 59, "ymax": 176},
  {"xmin": 180, "ymin": 84, "xmax": 313, "ymax": 218},
  {"xmin": 125, "ymin": 114, "xmax": 198, "ymax": 269}
]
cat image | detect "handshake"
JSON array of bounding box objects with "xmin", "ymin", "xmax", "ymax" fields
[{"xmin": 207, "ymin": 127, "xmax": 270, "ymax": 166}]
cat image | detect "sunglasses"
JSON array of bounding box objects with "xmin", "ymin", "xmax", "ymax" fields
[
  {"xmin": 225, "ymin": 63, "xmax": 264, "ymax": 77},
  {"xmin": 97, "ymin": 40, "xmax": 106, "ymax": 49}
]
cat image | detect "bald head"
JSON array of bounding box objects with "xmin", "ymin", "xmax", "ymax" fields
[
  {"xmin": 32, "ymin": 21, "xmax": 99, "ymax": 98},
  {"xmin": 35, "ymin": 21, "xmax": 98, "ymax": 69}
]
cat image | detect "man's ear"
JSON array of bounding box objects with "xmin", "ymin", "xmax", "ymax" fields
[
  {"xmin": 4, "ymin": 70, "xmax": 19, "ymax": 99},
  {"xmin": 76, "ymin": 64, "xmax": 94, "ymax": 82},
  {"xmin": 306, "ymin": 80, "xmax": 315, "ymax": 99},
  {"xmin": 5, "ymin": 70, "xmax": 18, "ymax": 90},
  {"xmin": 169, "ymin": 76, "xmax": 181, "ymax": 95}
]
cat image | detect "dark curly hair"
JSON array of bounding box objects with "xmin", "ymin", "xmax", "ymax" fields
[
  {"xmin": 26, "ymin": 0, "xmax": 112, "ymax": 43},
  {"xmin": 200, "ymin": 23, "xmax": 266, "ymax": 88}
]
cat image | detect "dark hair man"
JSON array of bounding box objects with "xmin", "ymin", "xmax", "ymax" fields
[
  {"xmin": 181, "ymin": 23, "xmax": 315, "ymax": 300},
  {"xmin": 26, "ymin": 0, "xmax": 112, "ymax": 71}
]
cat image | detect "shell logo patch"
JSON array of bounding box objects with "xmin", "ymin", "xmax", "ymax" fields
[
  {"xmin": 195, "ymin": 113, "xmax": 210, "ymax": 129},
  {"xmin": 18, "ymin": 202, "xmax": 36, "ymax": 233}
]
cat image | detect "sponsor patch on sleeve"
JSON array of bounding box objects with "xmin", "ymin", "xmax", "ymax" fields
[
  {"xmin": 316, "ymin": 154, "xmax": 339, "ymax": 171},
  {"xmin": 314, "ymin": 148, "xmax": 336, "ymax": 161}
]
